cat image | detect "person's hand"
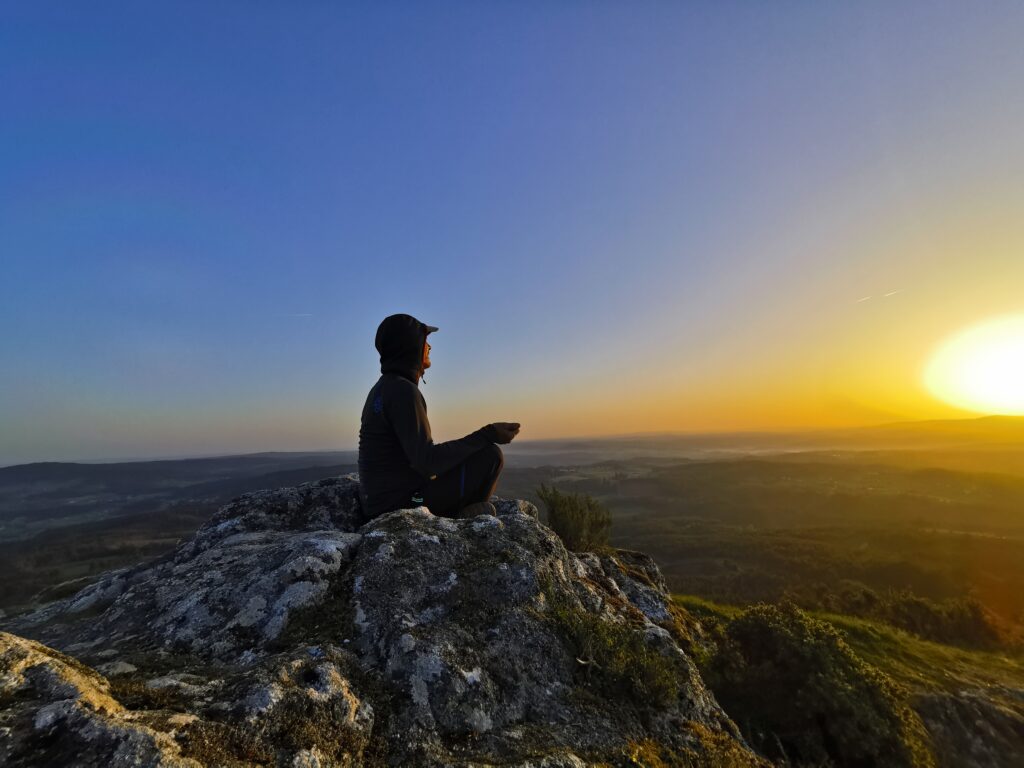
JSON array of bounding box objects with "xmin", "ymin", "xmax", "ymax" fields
[{"xmin": 488, "ymin": 422, "xmax": 521, "ymax": 444}]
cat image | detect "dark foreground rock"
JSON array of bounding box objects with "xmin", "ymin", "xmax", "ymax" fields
[
  {"xmin": 915, "ymin": 689, "xmax": 1024, "ymax": 768},
  {"xmin": 0, "ymin": 475, "xmax": 762, "ymax": 767}
]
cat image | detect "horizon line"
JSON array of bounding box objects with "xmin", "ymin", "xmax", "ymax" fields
[{"xmin": 3, "ymin": 413, "xmax": 1022, "ymax": 469}]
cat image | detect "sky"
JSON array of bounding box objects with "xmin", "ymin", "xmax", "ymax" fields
[{"xmin": 2, "ymin": 2, "xmax": 1024, "ymax": 464}]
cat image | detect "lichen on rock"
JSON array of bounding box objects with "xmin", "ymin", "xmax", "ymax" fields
[{"xmin": 1, "ymin": 474, "xmax": 762, "ymax": 767}]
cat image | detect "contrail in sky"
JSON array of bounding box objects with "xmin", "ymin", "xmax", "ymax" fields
[{"xmin": 856, "ymin": 288, "xmax": 907, "ymax": 304}]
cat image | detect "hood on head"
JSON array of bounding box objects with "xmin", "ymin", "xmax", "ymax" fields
[{"xmin": 375, "ymin": 313, "xmax": 434, "ymax": 382}]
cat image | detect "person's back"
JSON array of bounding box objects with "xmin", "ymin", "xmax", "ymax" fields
[
  {"xmin": 357, "ymin": 313, "xmax": 520, "ymax": 520},
  {"xmin": 358, "ymin": 371, "xmax": 447, "ymax": 516}
]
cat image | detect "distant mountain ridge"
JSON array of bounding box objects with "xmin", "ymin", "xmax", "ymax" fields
[
  {"xmin": 5, "ymin": 415, "xmax": 1024, "ymax": 472},
  {"xmin": 5, "ymin": 416, "xmax": 1024, "ymax": 539}
]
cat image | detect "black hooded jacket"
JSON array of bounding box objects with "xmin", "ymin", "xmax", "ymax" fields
[{"xmin": 357, "ymin": 314, "xmax": 497, "ymax": 519}]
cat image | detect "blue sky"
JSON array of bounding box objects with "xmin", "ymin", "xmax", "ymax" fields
[{"xmin": 3, "ymin": 2, "xmax": 1024, "ymax": 463}]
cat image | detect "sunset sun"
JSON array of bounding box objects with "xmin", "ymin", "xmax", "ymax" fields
[{"xmin": 925, "ymin": 315, "xmax": 1024, "ymax": 415}]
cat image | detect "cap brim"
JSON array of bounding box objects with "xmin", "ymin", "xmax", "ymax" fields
[{"xmin": 424, "ymin": 325, "xmax": 439, "ymax": 334}]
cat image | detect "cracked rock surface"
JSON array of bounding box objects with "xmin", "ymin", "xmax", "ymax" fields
[{"xmin": 1, "ymin": 474, "xmax": 761, "ymax": 767}]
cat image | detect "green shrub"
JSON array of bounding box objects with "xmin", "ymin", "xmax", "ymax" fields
[
  {"xmin": 819, "ymin": 581, "xmax": 1011, "ymax": 650},
  {"xmin": 535, "ymin": 483, "xmax": 611, "ymax": 552},
  {"xmin": 703, "ymin": 603, "xmax": 934, "ymax": 768},
  {"xmin": 876, "ymin": 591, "xmax": 1007, "ymax": 649}
]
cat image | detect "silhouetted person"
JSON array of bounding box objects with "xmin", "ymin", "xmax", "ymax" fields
[{"xmin": 358, "ymin": 313, "xmax": 520, "ymax": 520}]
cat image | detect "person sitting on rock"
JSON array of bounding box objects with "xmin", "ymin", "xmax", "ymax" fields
[{"xmin": 358, "ymin": 313, "xmax": 520, "ymax": 520}]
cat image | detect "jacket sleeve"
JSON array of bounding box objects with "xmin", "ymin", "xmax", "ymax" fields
[{"xmin": 386, "ymin": 381, "xmax": 497, "ymax": 479}]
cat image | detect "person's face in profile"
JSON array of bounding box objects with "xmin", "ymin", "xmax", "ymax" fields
[{"xmin": 422, "ymin": 337, "xmax": 432, "ymax": 370}]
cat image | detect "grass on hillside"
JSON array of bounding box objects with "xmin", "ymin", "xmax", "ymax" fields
[{"xmin": 674, "ymin": 595, "xmax": 1024, "ymax": 696}]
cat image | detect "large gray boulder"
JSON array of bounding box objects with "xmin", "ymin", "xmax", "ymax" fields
[
  {"xmin": 0, "ymin": 475, "xmax": 763, "ymax": 767},
  {"xmin": 0, "ymin": 631, "xmax": 203, "ymax": 767}
]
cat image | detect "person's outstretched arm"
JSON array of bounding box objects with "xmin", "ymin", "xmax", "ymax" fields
[{"xmin": 386, "ymin": 379, "xmax": 499, "ymax": 479}]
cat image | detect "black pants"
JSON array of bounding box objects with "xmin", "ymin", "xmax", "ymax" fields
[{"xmin": 414, "ymin": 444, "xmax": 504, "ymax": 517}]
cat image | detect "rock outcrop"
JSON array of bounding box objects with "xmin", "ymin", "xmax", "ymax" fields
[
  {"xmin": 915, "ymin": 690, "xmax": 1024, "ymax": 768},
  {"xmin": 0, "ymin": 475, "xmax": 762, "ymax": 767}
]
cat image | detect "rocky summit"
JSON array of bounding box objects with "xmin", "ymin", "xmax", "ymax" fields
[{"xmin": 0, "ymin": 475, "xmax": 762, "ymax": 767}]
